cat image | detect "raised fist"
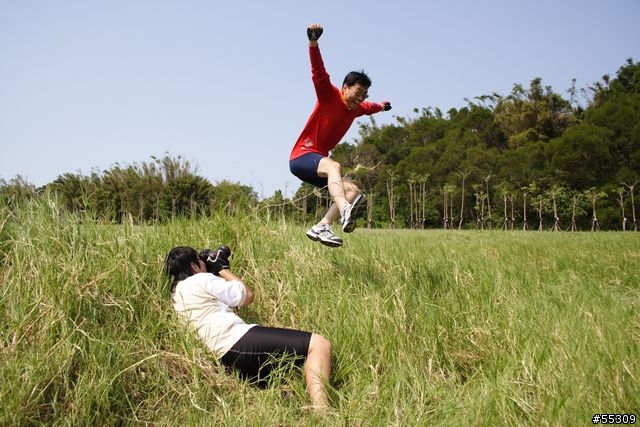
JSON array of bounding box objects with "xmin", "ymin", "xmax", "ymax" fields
[
  {"xmin": 382, "ymin": 101, "xmax": 392, "ymax": 111},
  {"xmin": 307, "ymin": 25, "xmax": 323, "ymax": 41}
]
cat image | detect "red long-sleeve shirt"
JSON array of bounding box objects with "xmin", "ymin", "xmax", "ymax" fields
[{"xmin": 289, "ymin": 46, "xmax": 383, "ymax": 161}]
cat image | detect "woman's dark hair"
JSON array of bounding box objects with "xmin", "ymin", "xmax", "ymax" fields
[
  {"xmin": 165, "ymin": 246, "xmax": 198, "ymax": 293},
  {"xmin": 342, "ymin": 70, "xmax": 371, "ymax": 88}
]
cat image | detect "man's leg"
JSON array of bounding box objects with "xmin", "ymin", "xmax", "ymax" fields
[
  {"xmin": 339, "ymin": 179, "xmax": 367, "ymax": 232},
  {"xmin": 318, "ymin": 178, "xmax": 361, "ymax": 225},
  {"xmin": 316, "ymin": 157, "xmax": 349, "ymax": 214},
  {"xmin": 315, "ymin": 156, "xmax": 366, "ymax": 233},
  {"xmin": 291, "ymin": 154, "xmax": 346, "ymax": 246},
  {"xmin": 304, "ymin": 156, "xmax": 365, "ymax": 245}
]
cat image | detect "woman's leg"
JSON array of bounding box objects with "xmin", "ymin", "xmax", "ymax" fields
[
  {"xmin": 305, "ymin": 333, "xmax": 332, "ymax": 408},
  {"xmin": 221, "ymin": 327, "xmax": 332, "ymax": 407}
]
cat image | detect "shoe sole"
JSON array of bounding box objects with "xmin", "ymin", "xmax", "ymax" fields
[
  {"xmin": 342, "ymin": 194, "xmax": 367, "ymax": 233},
  {"xmin": 306, "ymin": 231, "xmax": 343, "ymax": 247}
]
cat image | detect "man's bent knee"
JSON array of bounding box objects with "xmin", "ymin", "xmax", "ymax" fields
[{"xmin": 317, "ymin": 157, "xmax": 342, "ymax": 177}]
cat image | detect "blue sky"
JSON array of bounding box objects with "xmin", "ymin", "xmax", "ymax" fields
[{"xmin": 1, "ymin": 0, "xmax": 639, "ymax": 199}]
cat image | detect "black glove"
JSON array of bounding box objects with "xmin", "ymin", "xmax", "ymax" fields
[
  {"xmin": 307, "ymin": 26, "xmax": 323, "ymax": 41},
  {"xmin": 382, "ymin": 101, "xmax": 392, "ymax": 111},
  {"xmin": 199, "ymin": 245, "xmax": 231, "ymax": 275}
]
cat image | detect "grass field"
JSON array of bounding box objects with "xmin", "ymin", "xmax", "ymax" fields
[{"xmin": 1, "ymin": 199, "xmax": 639, "ymax": 426}]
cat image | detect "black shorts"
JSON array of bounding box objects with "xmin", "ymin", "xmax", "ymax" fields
[
  {"xmin": 220, "ymin": 326, "xmax": 311, "ymax": 385},
  {"xmin": 289, "ymin": 153, "xmax": 328, "ymax": 188}
]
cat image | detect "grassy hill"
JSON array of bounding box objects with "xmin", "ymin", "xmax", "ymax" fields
[{"xmin": 1, "ymin": 198, "xmax": 638, "ymax": 426}]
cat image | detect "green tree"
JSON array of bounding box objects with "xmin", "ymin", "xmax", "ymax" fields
[
  {"xmin": 549, "ymin": 123, "xmax": 613, "ymax": 189},
  {"xmin": 493, "ymin": 78, "xmax": 573, "ymax": 148},
  {"xmin": 0, "ymin": 176, "xmax": 37, "ymax": 208},
  {"xmin": 49, "ymin": 173, "xmax": 94, "ymax": 213},
  {"xmin": 211, "ymin": 180, "xmax": 258, "ymax": 216}
]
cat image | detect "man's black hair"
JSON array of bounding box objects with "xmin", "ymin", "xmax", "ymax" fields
[{"xmin": 343, "ymin": 70, "xmax": 371, "ymax": 88}]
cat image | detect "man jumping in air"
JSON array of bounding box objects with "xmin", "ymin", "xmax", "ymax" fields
[{"xmin": 289, "ymin": 24, "xmax": 392, "ymax": 247}]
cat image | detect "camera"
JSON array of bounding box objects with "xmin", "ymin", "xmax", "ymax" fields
[
  {"xmin": 198, "ymin": 245, "xmax": 232, "ymax": 274},
  {"xmin": 200, "ymin": 245, "xmax": 231, "ymax": 260}
]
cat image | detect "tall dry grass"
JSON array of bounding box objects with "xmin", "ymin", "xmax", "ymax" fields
[{"xmin": 1, "ymin": 197, "xmax": 638, "ymax": 425}]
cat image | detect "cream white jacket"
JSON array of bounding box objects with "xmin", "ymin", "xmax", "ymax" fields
[{"xmin": 172, "ymin": 272, "xmax": 255, "ymax": 357}]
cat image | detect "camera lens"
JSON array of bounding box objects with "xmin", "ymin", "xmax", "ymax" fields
[{"xmin": 218, "ymin": 245, "xmax": 231, "ymax": 258}]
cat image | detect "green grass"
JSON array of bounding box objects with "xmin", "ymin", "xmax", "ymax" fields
[{"xmin": 1, "ymin": 198, "xmax": 639, "ymax": 426}]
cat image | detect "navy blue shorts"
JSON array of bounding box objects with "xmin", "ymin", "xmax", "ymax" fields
[
  {"xmin": 289, "ymin": 153, "xmax": 328, "ymax": 189},
  {"xmin": 220, "ymin": 326, "xmax": 311, "ymax": 385}
]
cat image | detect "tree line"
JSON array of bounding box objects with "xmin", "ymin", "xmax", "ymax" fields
[
  {"xmin": 0, "ymin": 155, "xmax": 258, "ymax": 222},
  {"xmin": 2, "ymin": 59, "xmax": 639, "ymax": 231}
]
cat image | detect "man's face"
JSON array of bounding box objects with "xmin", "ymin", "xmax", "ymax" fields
[{"xmin": 342, "ymin": 83, "xmax": 369, "ymax": 110}]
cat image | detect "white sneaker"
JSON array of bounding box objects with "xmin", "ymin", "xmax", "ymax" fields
[
  {"xmin": 341, "ymin": 194, "xmax": 367, "ymax": 233},
  {"xmin": 305, "ymin": 224, "xmax": 343, "ymax": 247}
]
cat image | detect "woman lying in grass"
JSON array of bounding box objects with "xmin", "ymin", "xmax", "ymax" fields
[{"xmin": 164, "ymin": 245, "xmax": 332, "ymax": 410}]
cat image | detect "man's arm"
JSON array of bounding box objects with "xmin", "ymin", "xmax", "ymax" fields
[
  {"xmin": 360, "ymin": 101, "xmax": 392, "ymax": 115},
  {"xmin": 306, "ymin": 24, "xmax": 332, "ymax": 100}
]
